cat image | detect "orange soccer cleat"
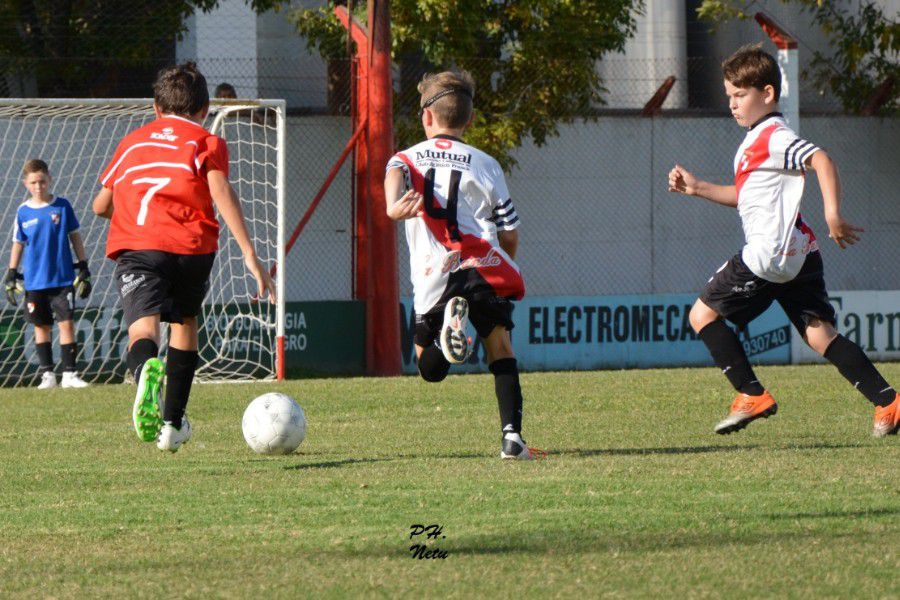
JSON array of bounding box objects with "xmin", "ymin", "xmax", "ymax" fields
[
  {"xmin": 873, "ymin": 394, "xmax": 900, "ymax": 438},
  {"xmin": 714, "ymin": 390, "xmax": 778, "ymax": 435}
]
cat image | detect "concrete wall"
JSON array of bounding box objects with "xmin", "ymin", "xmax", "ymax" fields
[
  {"xmin": 281, "ymin": 116, "xmax": 353, "ymax": 301},
  {"xmin": 277, "ymin": 115, "xmax": 900, "ymax": 301},
  {"xmin": 385, "ymin": 116, "xmax": 900, "ymax": 301},
  {"xmin": 176, "ymin": 0, "xmax": 330, "ymax": 108}
]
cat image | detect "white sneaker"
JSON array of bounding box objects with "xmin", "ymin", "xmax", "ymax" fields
[
  {"xmin": 440, "ymin": 297, "xmax": 471, "ymax": 364},
  {"xmin": 61, "ymin": 371, "xmax": 89, "ymax": 388},
  {"xmin": 157, "ymin": 417, "xmax": 192, "ymax": 452},
  {"xmin": 37, "ymin": 371, "xmax": 57, "ymax": 389}
]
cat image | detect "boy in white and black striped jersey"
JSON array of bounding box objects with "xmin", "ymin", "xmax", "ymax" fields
[
  {"xmin": 384, "ymin": 70, "xmax": 542, "ymax": 460},
  {"xmin": 668, "ymin": 45, "xmax": 899, "ymax": 436}
]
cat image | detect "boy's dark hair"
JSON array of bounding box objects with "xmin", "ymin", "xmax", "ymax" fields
[
  {"xmin": 214, "ymin": 82, "xmax": 237, "ymax": 99},
  {"xmin": 22, "ymin": 159, "xmax": 49, "ymax": 178},
  {"xmin": 154, "ymin": 62, "xmax": 210, "ymax": 117},
  {"xmin": 417, "ymin": 71, "xmax": 475, "ymax": 129},
  {"xmin": 722, "ymin": 44, "xmax": 781, "ymax": 100}
]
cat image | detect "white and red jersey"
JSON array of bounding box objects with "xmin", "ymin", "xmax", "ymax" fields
[
  {"xmin": 734, "ymin": 113, "xmax": 821, "ymax": 282},
  {"xmin": 387, "ymin": 135, "xmax": 525, "ymax": 315},
  {"xmin": 99, "ymin": 115, "xmax": 228, "ymax": 259}
]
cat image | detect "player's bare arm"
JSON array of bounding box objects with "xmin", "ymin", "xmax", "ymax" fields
[
  {"xmin": 68, "ymin": 231, "xmax": 88, "ymax": 262},
  {"xmin": 667, "ymin": 164, "xmax": 737, "ymax": 208},
  {"xmin": 207, "ymin": 169, "xmax": 276, "ymax": 302},
  {"xmin": 8, "ymin": 240, "xmax": 22, "ymax": 271},
  {"xmin": 498, "ymin": 229, "xmax": 518, "ymax": 260},
  {"xmin": 384, "ymin": 167, "xmax": 423, "ymax": 221},
  {"xmin": 807, "ymin": 150, "xmax": 863, "ymax": 250},
  {"xmin": 92, "ymin": 187, "xmax": 114, "ymax": 219}
]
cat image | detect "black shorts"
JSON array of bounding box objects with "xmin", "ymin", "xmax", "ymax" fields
[
  {"xmin": 25, "ymin": 286, "xmax": 75, "ymax": 326},
  {"xmin": 700, "ymin": 251, "xmax": 836, "ymax": 334},
  {"xmin": 415, "ymin": 296, "xmax": 515, "ymax": 347},
  {"xmin": 115, "ymin": 250, "xmax": 215, "ymax": 327}
]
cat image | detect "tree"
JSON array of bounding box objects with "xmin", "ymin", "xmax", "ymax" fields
[
  {"xmin": 0, "ymin": 0, "xmax": 280, "ymax": 97},
  {"xmin": 698, "ymin": 1, "xmax": 899, "ymax": 115},
  {"xmin": 291, "ymin": 0, "xmax": 643, "ymax": 170}
]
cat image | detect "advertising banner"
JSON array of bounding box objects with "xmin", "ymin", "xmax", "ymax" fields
[
  {"xmin": 400, "ymin": 294, "xmax": 791, "ymax": 374},
  {"xmin": 791, "ymin": 291, "xmax": 900, "ymax": 364}
]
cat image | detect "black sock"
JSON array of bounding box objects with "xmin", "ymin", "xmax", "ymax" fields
[
  {"xmin": 35, "ymin": 342, "xmax": 53, "ymax": 373},
  {"xmin": 490, "ymin": 358, "xmax": 523, "ymax": 434},
  {"xmin": 824, "ymin": 335, "xmax": 896, "ymax": 407},
  {"xmin": 126, "ymin": 338, "xmax": 159, "ymax": 381},
  {"xmin": 698, "ymin": 321, "xmax": 765, "ymax": 395},
  {"xmin": 60, "ymin": 343, "xmax": 77, "ymax": 372},
  {"xmin": 418, "ymin": 343, "xmax": 450, "ymax": 383},
  {"xmin": 164, "ymin": 348, "xmax": 199, "ymax": 429}
]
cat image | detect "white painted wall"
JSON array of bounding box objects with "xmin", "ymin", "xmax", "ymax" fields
[
  {"xmin": 597, "ymin": 0, "xmax": 688, "ymax": 109},
  {"xmin": 388, "ymin": 116, "xmax": 900, "ymax": 301},
  {"xmin": 176, "ymin": 0, "xmax": 259, "ymax": 98},
  {"xmin": 177, "ymin": 1, "xmax": 330, "ymax": 106},
  {"xmin": 272, "ymin": 115, "xmax": 900, "ymax": 302}
]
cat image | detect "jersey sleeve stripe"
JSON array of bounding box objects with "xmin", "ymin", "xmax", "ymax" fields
[
  {"xmin": 100, "ymin": 142, "xmax": 180, "ymax": 185},
  {"xmin": 112, "ymin": 162, "xmax": 194, "ymax": 186},
  {"xmin": 494, "ymin": 198, "xmax": 513, "ymax": 212},
  {"xmin": 186, "ymin": 140, "xmax": 201, "ymax": 171},
  {"xmin": 494, "ymin": 215, "xmax": 520, "ymax": 228},
  {"xmin": 788, "ymin": 141, "xmax": 815, "ymax": 170},
  {"xmin": 492, "ymin": 208, "xmax": 518, "ymax": 221},
  {"xmin": 783, "ymin": 138, "xmax": 804, "ymax": 170},
  {"xmin": 797, "ymin": 145, "xmax": 820, "ymax": 170}
]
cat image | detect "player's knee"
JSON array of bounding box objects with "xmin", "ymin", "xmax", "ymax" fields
[
  {"xmin": 417, "ymin": 345, "xmax": 450, "ymax": 383},
  {"xmin": 484, "ymin": 327, "xmax": 514, "ymax": 362},
  {"xmin": 803, "ymin": 318, "xmax": 837, "ymax": 355},
  {"xmin": 689, "ymin": 302, "xmax": 716, "ymax": 333}
]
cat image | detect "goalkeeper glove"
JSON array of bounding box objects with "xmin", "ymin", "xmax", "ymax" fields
[
  {"xmin": 4, "ymin": 269, "xmax": 23, "ymax": 306},
  {"xmin": 73, "ymin": 261, "xmax": 92, "ymax": 299}
]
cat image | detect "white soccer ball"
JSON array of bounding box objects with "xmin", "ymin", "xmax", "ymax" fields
[{"xmin": 242, "ymin": 392, "xmax": 306, "ymax": 455}]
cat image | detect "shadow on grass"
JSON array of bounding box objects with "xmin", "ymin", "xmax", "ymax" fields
[
  {"xmin": 553, "ymin": 445, "xmax": 759, "ymax": 457},
  {"xmin": 276, "ymin": 442, "xmax": 868, "ymax": 467},
  {"xmin": 333, "ymin": 525, "xmax": 886, "ymax": 560},
  {"xmin": 765, "ymin": 507, "xmax": 900, "ymax": 521},
  {"xmin": 551, "ymin": 441, "xmax": 867, "ymax": 458},
  {"xmin": 282, "ymin": 457, "xmax": 391, "ymax": 471}
]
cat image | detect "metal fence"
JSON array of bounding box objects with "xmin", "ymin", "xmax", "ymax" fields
[{"xmin": 392, "ymin": 114, "xmax": 900, "ymax": 300}]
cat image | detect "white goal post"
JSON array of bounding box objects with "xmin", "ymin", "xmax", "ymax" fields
[{"xmin": 0, "ymin": 98, "xmax": 286, "ymax": 385}]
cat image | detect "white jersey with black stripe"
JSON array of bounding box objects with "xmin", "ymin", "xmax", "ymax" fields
[{"xmin": 386, "ymin": 135, "xmax": 524, "ymax": 315}]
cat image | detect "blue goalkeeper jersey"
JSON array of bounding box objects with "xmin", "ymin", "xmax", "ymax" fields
[{"xmin": 14, "ymin": 196, "xmax": 80, "ymax": 291}]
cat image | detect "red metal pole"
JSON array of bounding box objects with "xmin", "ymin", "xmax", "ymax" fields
[{"xmin": 366, "ymin": 0, "xmax": 401, "ymax": 375}]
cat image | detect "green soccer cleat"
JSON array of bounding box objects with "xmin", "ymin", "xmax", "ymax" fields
[{"xmin": 132, "ymin": 358, "xmax": 165, "ymax": 442}]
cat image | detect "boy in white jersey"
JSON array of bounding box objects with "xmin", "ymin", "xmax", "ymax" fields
[
  {"xmin": 385, "ymin": 71, "xmax": 539, "ymax": 459},
  {"xmin": 668, "ymin": 45, "xmax": 899, "ymax": 436}
]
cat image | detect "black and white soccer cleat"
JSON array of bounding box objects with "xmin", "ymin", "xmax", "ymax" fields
[
  {"xmin": 501, "ymin": 432, "xmax": 535, "ymax": 460},
  {"xmin": 440, "ymin": 297, "xmax": 471, "ymax": 364}
]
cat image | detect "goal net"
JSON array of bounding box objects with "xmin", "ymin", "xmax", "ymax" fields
[{"xmin": 0, "ymin": 99, "xmax": 285, "ymax": 385}]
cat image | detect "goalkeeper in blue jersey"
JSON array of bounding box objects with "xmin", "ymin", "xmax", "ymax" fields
[{"xmin": 6, "ymin": 160, "xmax": 92, "ymax": 389}]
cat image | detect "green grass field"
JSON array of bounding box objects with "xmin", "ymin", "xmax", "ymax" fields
[{"xmin": 1, "ymin": 363, "xmax": 899, "ymax": 598}]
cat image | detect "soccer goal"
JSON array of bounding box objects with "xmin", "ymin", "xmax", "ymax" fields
[{"xmin": 0, "ymin": 98, "xmax": 286, "ymax": 385}]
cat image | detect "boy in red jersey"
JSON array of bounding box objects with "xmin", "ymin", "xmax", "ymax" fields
[
  {"xmin": 668, "ymin": 46, "xmax": 898, "ymax": 436},
  {"xmin": 93, "ymin": 63, "xmax": 275, "ymax": 452}
]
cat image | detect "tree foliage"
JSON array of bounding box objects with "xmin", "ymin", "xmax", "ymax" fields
[
  {"xmin": 698, "ymin": 0, "xmax": 899, "ymax": 115},
  {"xmin": 292, "ymin": 0, "xmax": 643, "ymax": 170},
  {"xmin": 0, "ymin": 1, "xmax": 280, "ymax": 97}
]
